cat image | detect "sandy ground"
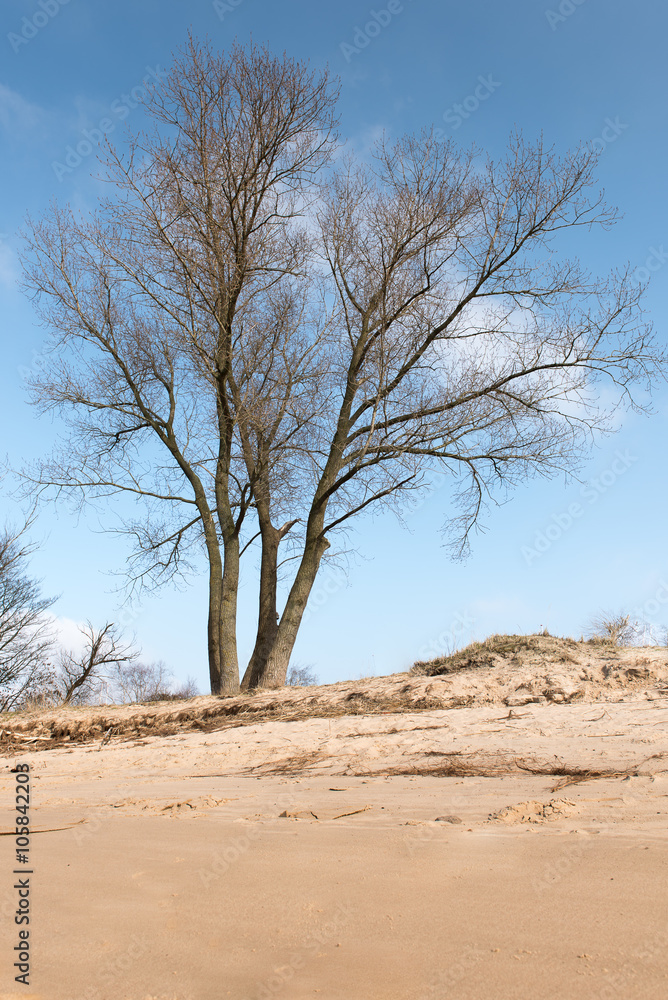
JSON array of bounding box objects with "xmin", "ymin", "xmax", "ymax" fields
[{"xmin": 1, "ymin": 691, "xmax": 668, "ymax": 999}]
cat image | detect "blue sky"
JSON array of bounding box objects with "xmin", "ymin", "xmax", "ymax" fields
[{"xmin": 1, "ymin": 0, "xmax": 667, "ymax": 690}]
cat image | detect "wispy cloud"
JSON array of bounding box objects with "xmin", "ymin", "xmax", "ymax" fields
[
  {"xmin": 334, "ymin": 122, "xmax": 392, "ymax": 164},
  {"xmin": 0, "ymin": 83, "xmax": 45, "ymax": 134}
]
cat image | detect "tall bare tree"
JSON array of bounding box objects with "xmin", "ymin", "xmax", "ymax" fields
[
  {"xmin": 238, "ymin": 133, "xmax": 665, "ymax": 687},
  {"xmin": 20, "ymin": 41, "xmax": 665, "ymax": 693},
  {"xmin": 20, "ymin": 37, "xmax": 338, "ymax": 695}
]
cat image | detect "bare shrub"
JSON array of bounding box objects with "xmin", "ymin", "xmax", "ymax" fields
[
  {"xmin": 171, "ymin": 676, "xmax": 199, "ymax": 700},
  {"xmin": 14, "ymin": 679, "xmax": 62, "ymax": 712},
  {"xmin": 585, "ymin": 611, "xmax": 637, "ymax": 647},
  {"xmin": 112, "ymin": 662, "xmax": 199, "ymax": 703},
  {"xmin": 112, "ymin": 660, "xmax": 172, "ymax": 703},
  {"xmin": 286, "ymin": 664, "xmax": 319, "ymax": 687}
]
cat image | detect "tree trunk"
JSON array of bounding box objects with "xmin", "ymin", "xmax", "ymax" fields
[
  {"xmin": 240, "ymin": 525, "xmax": 280, "ymax": 690},
  {"xmin": 205, "ymin": 539, "xmax": 225, "ymax": 695},
  {"xmin": 252, "ymin": 534, "xmax": 330, "ymax": 688},
  {"xmin": 219, "ymin": 532, "xmax": 241, "ymax": 695},
  {"xmin": 204, "ymin": 514, "xmax": 240, "ymax": 697}
]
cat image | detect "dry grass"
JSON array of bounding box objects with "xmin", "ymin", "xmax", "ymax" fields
[
  {"xmin": 369, "ymin": 751, "xmax": 668, "ymax": 788},
  {"xmin": 410, "ymin": 633, "xmax": 582, "ymax": 676},
  {"xmin": 243, "ymin": 749, "xmax": 331, "ymax": 777}
]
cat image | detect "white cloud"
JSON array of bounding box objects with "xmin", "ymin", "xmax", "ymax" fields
[
  {"xmin": 46, "ymin": 615, "xmax": 89, "ymax": 656},
  {"xmin": 0, "ymin": 83, "xmax": 45, "ymax": 134}
]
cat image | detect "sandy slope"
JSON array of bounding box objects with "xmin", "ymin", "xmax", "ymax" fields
[
  {"xmin": 2, "ymin": 634, "xmax": 667, "ymax": 751},
  {"xmin": 1, "ymin": 637, "xmax": 668, "ymax": 998}
]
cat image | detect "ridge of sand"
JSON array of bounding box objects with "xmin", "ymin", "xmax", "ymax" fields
[{"xmin": 2, "ymin": 634, "xmax": 667, "ymax": 752}]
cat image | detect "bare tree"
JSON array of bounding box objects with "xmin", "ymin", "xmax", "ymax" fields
[
  {"xmin": 239, "ymin": 132, "xmax": 665, "ymax": 687},
  {"xmin": 19, "ymin": 40, "xmax": 666, "ymax": 693},
  {"xmin": 0, "ymin": 518, "xmax": 56, "ymax": 711},
  {"xmin": 19, "ymin": 38, "xmax": 338, "ymax": 696},
  {"xmin": 635, "ymin": 620, "xmax": 667, "ymax": 646},
  {"xmin": 58, "ymin": 622, "xmax": 136, "ymax": 705}
]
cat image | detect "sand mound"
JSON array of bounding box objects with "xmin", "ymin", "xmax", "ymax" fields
[
  {"xmin": 410, "ymin": 633, "xmax": 668, "ymax": 706},
  {"xmin": 2, "ymin": 634, "xmax": 667, "ymax": 753},
  {"xmin": 488, "ymin": 798, "xmax": 577, "ymax": 824}
]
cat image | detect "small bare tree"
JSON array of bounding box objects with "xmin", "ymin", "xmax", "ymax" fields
[
  {"xmin": 171, "ymin": 676, "xmax": 199, "ymax": 700},
  {"xmin": 0, "ymin": 518, "xmax": 56, "ymax": 711},
  {"xmin": 634, "ymin": 620, "xmax": 667, "ymax": 646},
  {"xmin": 59, "ymin": 622, "xmax": 136, "ymax": 705}
]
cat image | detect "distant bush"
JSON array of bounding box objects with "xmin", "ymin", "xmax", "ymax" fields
[
  {"xmin": 112, "ymin": 661, "xmax": 198, "ymax": 703},
  {"xmin": 585, "ymin": 611, "xmax": 637, "ymax": 646},
  {"xmin": 286, "ymin": 664, "xmax": 318, "ymax": 687},
  {"xmin": 584, "ymin": 611, "xmax": 667, "ymax": 647},
  {"xmin": 171, "ymin": 676, "xmax": 200, "ymax": 700}
]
